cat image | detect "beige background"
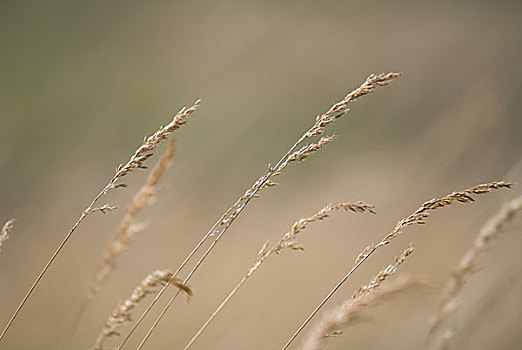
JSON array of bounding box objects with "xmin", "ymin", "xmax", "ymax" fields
[{"xmin": 0, "ymin": 1, "xmax": 521, "ymax": 349}]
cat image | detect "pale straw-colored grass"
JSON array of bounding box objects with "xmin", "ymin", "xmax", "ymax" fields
[
  {"xmin": 0, "ymin": 100, "xmax": 200, "ymax": 342},
  {"xmin": 301, "ymin": 246, "xmax": 418, "ymax": 350},
  {"xmin": 281, "ymin": 181, "xmax": 513, "ymax": 350},
  {"xmin": 67, "ymin": 142, "xmax": 178, "ymax": 345},
  {"xmin": 121, "ymin": 73, "xmax": 400, "ymax": 350},
  {"xmin": 0, "ymin": 219, "xmax": 16, "ymax": 252},
  {"xmin": 90, "ymin": 140, "xmax": 176, "ymax": 298},
  {"xmin": 425, "ymin": 194, "xmax": 522, "ymax": 350},
  {"xmin": 2, "ymin": 68, "xmax": 518, "ymax": 350},
  {"xmin": 92, "ymin": 270, "xmax": 192, "ymax": 350},
  {"xmin": 184, "ymin": 202, "xmax": 375, "ymax": 349}
]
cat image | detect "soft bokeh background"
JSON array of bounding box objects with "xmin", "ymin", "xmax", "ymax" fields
[{"xmin": 1, "ymin": 1, "xmax": 521, "ymax": 349}]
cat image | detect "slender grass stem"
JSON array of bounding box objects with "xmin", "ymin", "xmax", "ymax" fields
[
  {"xmin": 281, "ymin": 182, "xmax": 512, "ymax": 349},
  {"xmin": 0, "ymin": 101, "xmax": 199, "ymax": 342},
  {"xmin": 116, "ymin": 73, "xmax": 400, "ymax": 349}
]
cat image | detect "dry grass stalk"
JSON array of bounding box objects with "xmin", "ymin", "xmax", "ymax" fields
[
  {"xmin": 89, "ymin": 141, "xmax": 176, "ymax": 298},
  {"xmin": 91, "ymin": 205, "xmax": 119, "ymax": 215},
  {"xmin": 184, "ymin": 202, "xmax": 375, "ymax": 350},
  {"xmin": 281, "ymin": 181, "xmax": 513, "ymax": 350},
  {"xmin": 92, "ymin": 270, "xmax": 192, "ymax": 350},
  {"xmin": 302, "ymin": 246, "xmax": 417, "ymax": 350},
  {"xmin": 0, "ymin": 100, "xmax": 200, "ymax": 342},
  {"xmin": 305, "ymin": 73, "xmax": 399, "ymax": 139},
  {"xmin": 0, "ymin": 219, "xmax": 16, "ymax": 252},
  {"xmin": 122, "ymin": 73, "xmax": 400, "ymax": 350},
  {"xmin": 106, "ymin": 101, "xmax": 199, "ymax": 193},
  {"xmin": 425, "ymin": 194, "xmax": 522, "ymax": 350},
  {"xmin": 241, "ymin": 135, "xmax": 336, "ymax": 200}
]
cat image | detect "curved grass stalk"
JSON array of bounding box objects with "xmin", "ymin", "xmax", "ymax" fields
[
  {"xmin": 281, "ymin": 181, "xmax": 512, "ymax": 349},
  {"xmin": 92, "ymin": 270, "xmax": 192, "ymax": 350},
  {"xmin": 121, "ymin": 72, "xmax": 400, "ymax": 350},
  {"xmin": 67, "ymin": 141, "xmax": 177, "ymax": 347},
  {"xmin": 0, "ymin": 100, "xmax": 200, "ymax": 342},
  {"xmin": 184, "ymin": 202, "xmax": 375, "ymax": 350},
  {"xmin": 301, "ymin": 252, "xmax": 420, "ymax": 350},
  {"xmin": 425, "ymin": 194, "xmax": 522, "ymax": 350},
  {"xmin": 120, "ymin": 134, "xmax": 333, "ymax": 350},
  {"xmin": 90, "ymin": 140, "xmax": 177, "ymax": 298}
]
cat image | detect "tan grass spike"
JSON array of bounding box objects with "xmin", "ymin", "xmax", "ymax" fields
[
  {"xmin": 184, "ymin": 202, "xmax": 375, "ymax": 349},
  {"xmin": 122, "ymin": 73, "xmax": 399, "ymax": 350},
  {"xmin": 0, "ymin": 100, "xmax": 200, "ymax": 342},
  {"xmin": 281, "ymin": 181, "xmax": 512, "ymax": 350},
  {"xmin": 425, "ymin": 194, "xmax": 522, "ymax": 350}
]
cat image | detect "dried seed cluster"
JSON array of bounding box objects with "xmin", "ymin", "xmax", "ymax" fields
[
  {"xmin": 302, "ymin": 246, "xmax": 416, "ymax": 350},
  {"xmin": 376, "ymin": 181, "xmax": 513, "ymax": 248},
  {"xmin": 89, "ymin": 141, "xmax": 176, "ymax": 298},
  {"xmin": 183, "ymin": 202, "xmax": 375, "ymax": 350},
  {"xmin": 92, "ymin": 270, "xmax": 191, "ymax": 350},
  {"xmin": 0, "ymin": 219, "xmax": 15, "ymax": 251},
  {"xmin": 306, "ymin": 73, "xmax": 400, "ymax": 138},
  {"xmin": 282, "ymin": 182, "xmax": 512, "ymax": 350},
  {"xmin": 0, "ymin": 100, "xmax": 200, "ymax": 343},
  {"xmin": 103, "ymin": 100, "xmax": 199, "ymax": 196},
  {"xmin": 250, "ymin": 202, "xmax": 376, "ymax": 277},
  {"xmin": 426, "ymin": 194, "xmax": 522, "ymax": 350}
]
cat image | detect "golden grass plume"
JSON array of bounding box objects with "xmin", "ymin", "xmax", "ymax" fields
[
  {"xmin": 184, "ymin": 202, "xmax": 375, "ymax": 349},
  {"xmin": 282, "ymin": 181, "xmax": 513, "ymax": 349},
  {"xmin": 425, "ymin": 194, "xmax": 522, "ymax": 350},
  {"xmin": 92, "ymin": 270, "xmax": 192, "ymax": 350},
  {"xmin": 0, "ymin": 100, "xmax": 200, "ymax": 342},
  {"xmin": 302, "ymin": 246, "xmax": 418, "ymax": 350},
  {"xmin": 123, "ymin": 73, "xmax": 400, "ymax": 350},
  {"xmin": 0, "ymin": 219, "xmax": 16, "ymax": 252},
  {"xmin": 89, "ymin": 141, "xmax": 176, "ymax": 298}
]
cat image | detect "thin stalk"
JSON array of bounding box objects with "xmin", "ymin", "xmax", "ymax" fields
[
  {"xmin": 135, "ymin": 183, "xmax": 284, "ymax": 350},
  {"xmin": 67, "ymin": 141, "xmax": 177, "ymax": 349},
  {"xmin": 282, "ymin": 248, "xmax": 374, "ymax": 350},
  {"xmin": 0, "ymin": 101, "xmax": 199, "ymax": 342},
  {"xmin": 0, "ymin": 195, "xmax": 101, "ymax": 341},
  {"xmin": 184, "ymin": 202, "xmax": 375, "ymax": 350},
  {"xmin": 117, "ymin": 73, "xmax": 400, "ymax": 349},
  {"xmin": 184, "ymin": 275, "xmax": 247, "ymax": 350},
  {"xmin": 114, "ymin": 206, "xmax": 235, "ymax": 349},
  {"xmin": 281, "ymin": 181, "xmax": 512, "ymax": 349},
  {"xmin": 425, "ymin": 194, "xmax": 522, "ymax": 349},
  {"xmin": 119, "ymin": 133, "xmax": 308, "ymax": 350}
]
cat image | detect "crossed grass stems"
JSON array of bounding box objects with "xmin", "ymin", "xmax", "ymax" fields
[
  {"xmin": 116, "ymin": 72, "xmax": 401, "ymax": 350},
  {"xmin": 0, "ymin": 72, "xmax": 516, "ymax": 349}
]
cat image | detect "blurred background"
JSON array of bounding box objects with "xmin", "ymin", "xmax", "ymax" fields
[{"xmin": 1, "ymin": 1, "xmax": 521, "ymax": 349}]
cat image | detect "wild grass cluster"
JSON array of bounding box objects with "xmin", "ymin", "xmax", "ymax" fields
[{"xmin": 1, "ymin": 73, "xmax": 520, "ymax": 350}]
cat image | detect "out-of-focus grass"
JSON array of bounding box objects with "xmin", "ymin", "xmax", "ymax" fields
[{"xmin": 0, "ymin": 1, "xmax": 521, "ymax": 349}]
